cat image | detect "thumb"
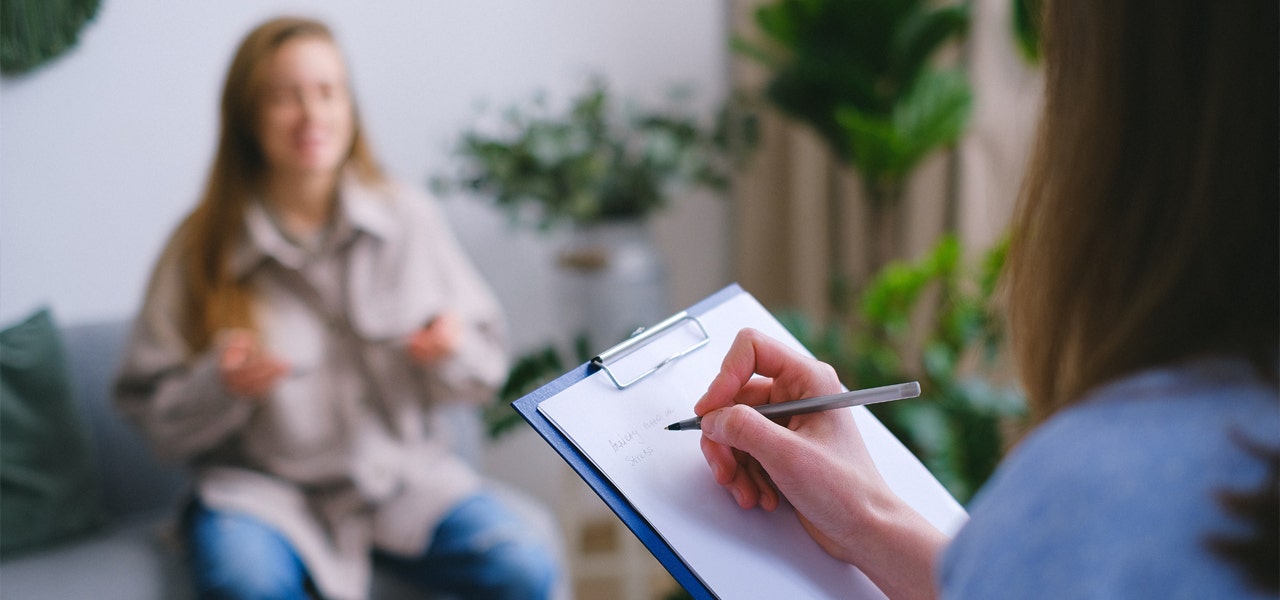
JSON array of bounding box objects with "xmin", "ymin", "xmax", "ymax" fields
[{"xmin": 702, "ymin": 404, "xmax": 796, "ymax": 459}]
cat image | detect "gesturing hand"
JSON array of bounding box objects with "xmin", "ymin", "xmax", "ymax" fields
[
  {"xmin": 217, "ymin": 329, "xmax": 290, "ymax": 400},
  {"xmin": 407, "ymin": 312, "xmax": 461, "ymax": 365}
]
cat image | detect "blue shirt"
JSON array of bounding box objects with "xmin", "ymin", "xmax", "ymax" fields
[{"xmin": 939, "ymin": 357, "xmax": 1279, "ymax": 599}]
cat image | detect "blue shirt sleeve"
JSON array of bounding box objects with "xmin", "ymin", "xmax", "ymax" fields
[{"xmin": 938, "ymin": 358, "xmax": 1279, "ymax": 599}]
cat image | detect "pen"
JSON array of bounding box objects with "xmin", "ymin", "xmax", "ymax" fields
[{"xmin": 664, "ymin": 381, "xmax": 922, "ymax": 431}]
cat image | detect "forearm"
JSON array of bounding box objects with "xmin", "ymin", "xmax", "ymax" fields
[
  {"xmin": 846, "ymin": 488, "xmax": 949, "ymax": 600},
  {"xmin": 696, "ymin": 330, "xmax": 951, "ymax": 599},
  {"xmin": 116, "ymin": 350, "xmax": 254, "ymax": 461}
]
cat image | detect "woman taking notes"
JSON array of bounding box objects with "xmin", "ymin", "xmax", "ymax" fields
[{"xmin": 696, "ymin": 1, "xmax": 1277, "ymax": 598}]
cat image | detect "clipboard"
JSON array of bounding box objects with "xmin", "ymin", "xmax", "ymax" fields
[{"xmin": 513, "ymin": 283, "xmax": 967, "ymax": 599}]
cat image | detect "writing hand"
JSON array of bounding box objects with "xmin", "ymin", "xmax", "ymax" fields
[
  {"xmin": 694, "ymin": 328, "xmax": 892, "ymax": 565},
  {"xmin": 217, "ymin": 329, "xmax": 290, "ymax": 400},
  {"xmin": 407, "ymin": 311, "xmax": 461, "ymax": 365}
]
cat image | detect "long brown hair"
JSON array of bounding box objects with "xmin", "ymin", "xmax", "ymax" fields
[
  {"xmin": 168, "ymin": 16, "xmax": 384, "ymax": 352},
  {"xmin": 1007, "ymin": 1, "xmax": 1278, "ymax": 420}
]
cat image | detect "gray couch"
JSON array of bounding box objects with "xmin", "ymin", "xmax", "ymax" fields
[{"xmin": 0, "ymin": 319, "xmax": 564, "ymax": 599}]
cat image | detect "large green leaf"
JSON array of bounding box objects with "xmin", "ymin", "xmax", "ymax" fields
[
  {"xmin": 735, "ymin": 0, "xmax": 973, "ymax": 197},
  {"xmin": 1012, "ymin": 0, "xmax": 1044, "ymax": 63},
  {"xmin": 894, "ymin": 70, "xmax": 972, "ymax": 161},
  {"xmin": 891, "ymin": 5, "xmax": 970, "ymax": 90},
  {"xmin": 836, "ymin": 69, "xmax": 972, "ymax": 182}
]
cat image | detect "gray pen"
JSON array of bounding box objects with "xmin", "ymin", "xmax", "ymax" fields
[{"xmin": 664, "ymin": 381, "xmax": 922, "ymax": 431}]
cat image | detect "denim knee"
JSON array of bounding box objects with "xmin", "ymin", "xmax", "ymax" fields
[
  {"xmin": 197, "ymin": 569, "xmax": 308, "ymax": 600},
  {"xmin": 476, "ymin": 536, "xmax": 558, "ymax": 600},
  {"xmin": 381, "ymin": 492, "xmax": 560, "ymax": 599},
  {"xmin": 185, "ymin": 501, "xmax": 310, "ymax": 600}
]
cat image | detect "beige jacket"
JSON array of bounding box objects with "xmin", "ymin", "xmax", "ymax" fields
[{"xmin": 115, "ymin": 176, "xmax": 508, "ymax": 600}]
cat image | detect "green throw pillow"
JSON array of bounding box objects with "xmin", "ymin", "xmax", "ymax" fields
[{"xmin": 0, "ymin": 308, "xmax": 103, "ymax": 559}]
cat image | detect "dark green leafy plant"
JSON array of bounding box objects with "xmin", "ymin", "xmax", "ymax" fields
[
  {"xmin": 779, "ymin": 235, "xmax": 1025, "ymax": 503},
  {"xmin": 735, "ymin": 0, "xmax": 973, "ymax": 275},
  {"xmin": 1, "ymin": 0, "xmax": 100, "ymax": 75},
  {"xmin": 835, "ymin": 69, "xmax": 971, "ymax": 197},
  {"xmin": 735, "ymin": 0, "xmax": 972, "ymax": 210},
  {"xmin": 1012, "ymin": 0, "xmax": 1044, "ymax": 63},
  {"xmin": 434, "ymin": 78, "xmax": 730, "ymax": 230}
]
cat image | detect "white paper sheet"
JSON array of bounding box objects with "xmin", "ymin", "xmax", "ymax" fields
[{"xmin": 538, "ymin": 291, "xmax": 968, "ymax": 599}]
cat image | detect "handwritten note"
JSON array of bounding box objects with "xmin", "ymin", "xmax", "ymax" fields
[
  {"xmin": 538, "ymin": 292, "xmax": 968, "ymax": 598},
  {"xmin": 607, "ymin": 406, "xmax": 673, "ymax": 468}
]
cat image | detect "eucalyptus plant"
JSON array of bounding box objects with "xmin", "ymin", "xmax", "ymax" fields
[{"xmin": 434, "ymin": 78, "xmax": 729, "ymax": 230}]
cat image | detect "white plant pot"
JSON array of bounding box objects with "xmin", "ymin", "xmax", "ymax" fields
[{"xmin": 556, "ymin": 220, "xmax": 670, "ymax": 352}]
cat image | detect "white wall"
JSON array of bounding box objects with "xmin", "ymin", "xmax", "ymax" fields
[{"xmin": 0, "ymin": 1, "xmax": 731, "ymax": 352}]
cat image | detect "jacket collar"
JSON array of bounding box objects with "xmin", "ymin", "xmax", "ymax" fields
[{"xmin": 230, "ymin": 172, "xmax": 399, "ymax": 278}]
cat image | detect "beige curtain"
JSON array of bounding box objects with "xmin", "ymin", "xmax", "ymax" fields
[{"xmin": 728, "ymin": 0, "xmax": 1042, "ymax": 317}]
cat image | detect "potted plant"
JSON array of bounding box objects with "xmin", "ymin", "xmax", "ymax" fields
[
  {"xmin": 435, "ymin": 77, "xmax": 733, "ymax": 346},
  {"xmin": 435, "ymin": 77, "xmax": 729, "ymax": 230},
  {"xmin": 735, "ymin": 0, "xmax": 973, "ymax": 276}
]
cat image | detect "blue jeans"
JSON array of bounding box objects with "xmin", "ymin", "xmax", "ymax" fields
[{"xmin": 185, "ymin": 492, "xmax": 556, "ymax": 600}]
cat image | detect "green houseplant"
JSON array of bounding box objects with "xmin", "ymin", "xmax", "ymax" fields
[
  {"xmin": 735, "ymin": 0, "xmax": 973, "ymax": 271},
  {"xmin": 1012, "ymin": 0, "xmax": 1044, "ymax": 63},
  {"xmin": 730, "ymin": 0, "xmax": 1022, "ymax": 504},
  {"xmin": 434, "ymin": 77, "xmax": 730, "ymax": 231},
  {"xmin": 780, "ymin": 235, "xmax": 1025, "ymax": 503}
]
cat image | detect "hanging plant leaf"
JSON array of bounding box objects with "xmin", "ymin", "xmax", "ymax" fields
[
  {"xmin": 1, "ymin": 0, "xmax": 102, "ymax": 76},
  {"xmin": 835, "ymin": 69, "xmax": 972, "ymax": 188}
]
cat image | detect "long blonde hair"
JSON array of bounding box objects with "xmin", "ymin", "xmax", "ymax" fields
[
  {"xmin": 1007, "ymin": 1, "xmax": 1277, "ymax": 421},
  {"xmin": 167, "ymin": 16, "xmax": 384, "ymax": 352}
]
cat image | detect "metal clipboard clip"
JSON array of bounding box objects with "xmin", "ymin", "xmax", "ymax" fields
[{"xmin": 591, "ymin": 311, "xmax": 711, "ymax": 390}]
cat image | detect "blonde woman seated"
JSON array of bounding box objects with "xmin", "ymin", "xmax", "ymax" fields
[{"xmin": 116, "ymin": 17, "xmax": 556, "ymax": 600}]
